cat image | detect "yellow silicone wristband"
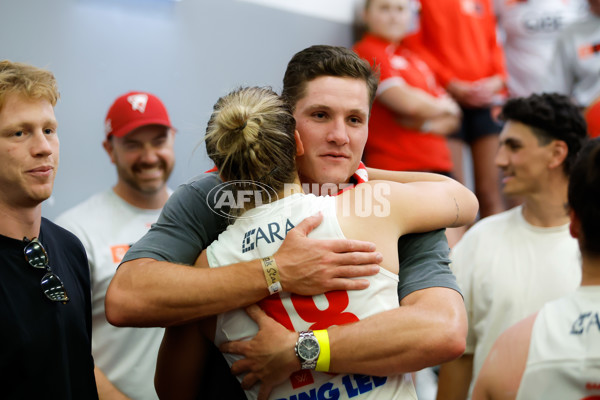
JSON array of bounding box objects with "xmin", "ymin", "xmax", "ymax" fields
[{"xmin": 314, "ymin": 329, "xmax": 330, "ymax": 372}]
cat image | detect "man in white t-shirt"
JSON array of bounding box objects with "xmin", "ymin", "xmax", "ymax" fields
[
  {"xmin": 436, "ymin": 93, "xmax": 588, "ymax": 400},
  {"xmin": 472, "ymin": 138, "xmax": 600, "ymax": 400},
  {"xmin": 55, "ymin": 91, "xmax": 176, "ymax": 400}
]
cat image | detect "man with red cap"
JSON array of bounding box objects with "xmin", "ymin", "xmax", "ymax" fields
[{"xmin": 56, "ymin": 91, "xmax": 175, "ymax": 399}]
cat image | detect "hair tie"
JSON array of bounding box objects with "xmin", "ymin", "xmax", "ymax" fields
[
  {"xmin": 257, "ymin": 166, "xmax": 278, "ymax": 181},
  {"xmin": 236, "ymin": 121, "xmax": 247, "ymax": 131}
]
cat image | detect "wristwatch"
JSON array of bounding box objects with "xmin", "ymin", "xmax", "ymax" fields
[{"xmin": 294, "ymin": 331, "xmax": 320, "ymax": 370}]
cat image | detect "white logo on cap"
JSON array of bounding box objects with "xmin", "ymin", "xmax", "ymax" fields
[
  {"xmin": 105, "ymin": 119, "xmax": 112, "ymax": 134},
  {"xmin": 127, "ymin": 94, "xmax": 149, "ymax": 113}
]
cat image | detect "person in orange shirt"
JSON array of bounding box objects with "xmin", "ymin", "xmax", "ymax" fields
[{"xmin": 404, "ymin": 0, "xmax": 509, "ymax": 219}]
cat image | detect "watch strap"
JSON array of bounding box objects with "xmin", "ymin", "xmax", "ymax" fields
[{"xmin": 295, "ymin": 330, "xmax": 319, "ymax": 370}]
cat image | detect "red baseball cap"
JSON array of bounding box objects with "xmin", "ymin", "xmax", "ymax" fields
[{"xmin": 104, "ymin": 91, "xmax": 174, "ymax": 139}]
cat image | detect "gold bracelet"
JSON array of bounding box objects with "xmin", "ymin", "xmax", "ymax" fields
[
  {"xmin": 314, "ymin": 329, "xmax": 331, "ymax": 372},
  {"xmin": 261, "ymin": 256, "xmax": 282, "ymax": 295}
]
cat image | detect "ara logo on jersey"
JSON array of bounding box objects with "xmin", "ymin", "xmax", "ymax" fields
[
  {"xmin": 127, "ymin": 93, "xmax": 149, "ymax": 113},
  {"xmin": 242, "ymin": 219, "xmax": 295, "ymax": 253},
  {"xmin": 570, "ymin": 311, "xmax": 600, "ymax": 334}
]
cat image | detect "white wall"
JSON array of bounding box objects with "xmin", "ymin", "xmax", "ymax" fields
[{"xmin": 0, "ymin": 0, "xmax": 356, "ymax": 219}]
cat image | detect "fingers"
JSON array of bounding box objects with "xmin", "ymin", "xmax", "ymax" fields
[
  {"xmin": 257, "ymin": 383, "xmax": 274, "ymax": 400},
  {"xmin": 332, "ymin": 248, "xmax": 382, "ymax": 265},
  {"xmin": 326, "ymin": 238, "xmax": 377, "ymax": 253},
  {"xmin": 328, "ymin": 277, "xmax": 371, "ymax": 291},
  {"xmin": 291, "ymin": 212, "xmax": 323, "ymax": 237},
  {"xmin": 241, "ymin": 372, "xmax": 259, "ymax": 390},
  {"xmin": 230, "ymin": 357, "xmax": 253, "ymax": 376},
  {"xmin": 331, "ymin": 264, "xmax": 379, "ymax": 278},
  {"xmin": 220, "ymin": 339, "xmax": 246, "ymax": 356},
  {"xmin": 228, "ymin": 356, "xmax": 258, "ymax": 389},
  {"xmin": 441, "ymin": 97, "xmax": 461, "ymax": 116},
  {"xmin": 244, "ymin": 303, "xmax": 267, "ymax": 323},
  {"xmin": 321, "ymin": 265, "xmax": 381, "ymax": 291}
]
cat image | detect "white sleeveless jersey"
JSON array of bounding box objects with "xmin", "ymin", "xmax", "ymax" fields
[
  {"xmin": 516, "ymin": 286, "xmax": 600, "ymax": 400},
  {"xmin": 206, "ymin": 193, "xmax": 417, "ymax": 400}
]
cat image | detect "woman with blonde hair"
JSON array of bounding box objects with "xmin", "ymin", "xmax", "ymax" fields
[{"xmin": 155, "ymin": 86, "xmax": 478, "ymax": 400}]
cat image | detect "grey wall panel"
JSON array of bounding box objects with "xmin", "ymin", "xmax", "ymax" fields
[{"xmin": 0, "ymin": 0, "xmax": 353, "ymax": 219}]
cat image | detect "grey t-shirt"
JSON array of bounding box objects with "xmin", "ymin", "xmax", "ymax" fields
[
  {"xmin": 123, "ymin": 172, "xmax": 227, "ymax": 266},
  {"xmin": 544, "ymin": 13, "xmax": 600, "ymax": 107},
  {"xmin": 123, "ymin": 171, "xmax": 461, "ymax": 299}
]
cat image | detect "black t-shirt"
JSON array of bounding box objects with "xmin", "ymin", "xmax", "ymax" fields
[{"xmin": 0, "ymin": 218, "xmax": 97, "ymax": 399}]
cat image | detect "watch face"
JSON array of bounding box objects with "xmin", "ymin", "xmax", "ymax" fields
[{"xmin": 298, "ymin": 337, "xmax": 319, "ymax": 361}]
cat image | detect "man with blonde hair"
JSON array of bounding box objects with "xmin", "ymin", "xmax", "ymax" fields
[{"xmin": 0, "ymin": 60, "xmax": 97, "ymax": 398}]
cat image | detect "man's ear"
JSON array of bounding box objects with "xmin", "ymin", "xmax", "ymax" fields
[
  {"xmin": 569, "ymin": 209, "xmax": 581, "ymax": 239},
  {"xmin": 548, "ymin": 140, "xmax": 568, "ymax": 170},
  {"xmin": 294, "ymin": 130, "xmax": 304, "ymax": 156},
  {"xmin": 102, "ymin": 138, "xmax": 116, "ymax": 165}
]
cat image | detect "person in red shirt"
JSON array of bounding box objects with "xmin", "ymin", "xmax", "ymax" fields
[
  {"xmin": 354, "ymin": 0, "xmax": 461, "ymax": 174},
  {"xmin": 404, "ymin": 0, "xmax": 509, "ymax": 218},
  {"xmin": 586, "ymin": 97, "xmax": 600, "ymax": 138},
  {"xmin": 353, "ymin": 0, "xmax": 465, "ymax": 246}
]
